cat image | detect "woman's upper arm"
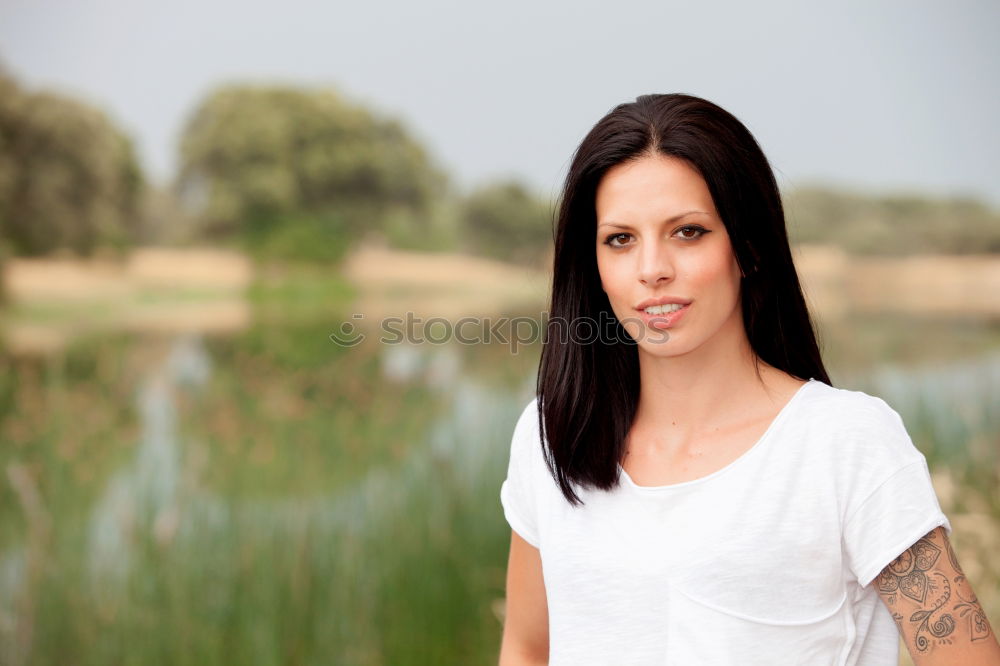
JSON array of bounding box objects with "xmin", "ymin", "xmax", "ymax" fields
[
  {"xmin": 874, "ymin": 526, "xmax": 1000, "ymax": 665},
  {"xmin": 499, "ymin": 529, "xmax": 549, "ymax": 665}
]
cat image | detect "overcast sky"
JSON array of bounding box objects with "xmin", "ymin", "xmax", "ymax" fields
[{"xmin": 2, "ymin": 0, "xmax": 998, "ymax": 206}]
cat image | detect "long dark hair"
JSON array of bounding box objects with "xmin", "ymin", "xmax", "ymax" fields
[{"xmin": 536, "ymin": 93, "xmax": 831, "ymax": 507}]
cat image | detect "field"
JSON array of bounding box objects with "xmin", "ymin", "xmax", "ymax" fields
[{"xmin": 1, "ymin": 244, "xmax": 998, "ymax": 665}]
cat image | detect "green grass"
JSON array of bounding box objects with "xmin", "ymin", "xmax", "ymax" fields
[
  {"xmin": 1, "ymin": 295, "xmax": 998, "ymax": 665},
  {"xmin": 0, "ymin": 315, "xmax": 533, "ymax": 664}
]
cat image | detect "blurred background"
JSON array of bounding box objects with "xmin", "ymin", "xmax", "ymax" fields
[{"xmin": 0, "ymin": 0, "xmax": 998, "ymax": 664}]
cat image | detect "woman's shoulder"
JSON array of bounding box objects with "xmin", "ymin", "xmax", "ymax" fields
[
  {"xmin": 513, "ymin": 395, "xmax": 540, "ymax": 434},
  {"xmin": 795, "ymin": 379, "xmax": 926, "ymax": 468},
  {"xmin": 799, "ymin": 378, "xmax": 904, "ymax": 427},
  {"xmin": 509, "ymin": 395, "xmax": 545, "ymax": 458}
]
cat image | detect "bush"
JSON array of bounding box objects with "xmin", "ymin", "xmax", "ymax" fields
[
  {"xmin": 458, "ymin": 180, "xmax": 552, "ymax": 267},
  {"xmin": 242, "ymin": 210, "xmax": 354, "ymax": 265}
]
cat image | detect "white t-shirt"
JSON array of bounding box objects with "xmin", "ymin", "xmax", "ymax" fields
[{"xmin": 499, "ymin": 377, "xmax": 952, "ymax": 666}]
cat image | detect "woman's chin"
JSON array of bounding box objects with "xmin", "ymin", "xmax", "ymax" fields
[{"xmin": 635, "ymin": 333, "xmax": 683, "ymax": 357}]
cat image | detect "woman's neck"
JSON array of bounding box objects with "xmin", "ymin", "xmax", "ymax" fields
[{"xmin": 631, "ymin": 328, "xmax": 792, "ymax": 456}]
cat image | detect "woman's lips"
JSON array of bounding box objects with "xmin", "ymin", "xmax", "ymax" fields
[{"xmin": 635, "ymin": 303, "xmax": 691, "ymax": 329}]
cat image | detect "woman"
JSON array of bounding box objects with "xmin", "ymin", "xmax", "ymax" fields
[{"xmin": 498, "ymin": 94, "xmax": 1000, "ymax": 665}]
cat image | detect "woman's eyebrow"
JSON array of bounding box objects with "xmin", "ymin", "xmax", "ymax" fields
[{"xmin": 597, "ymin": 210, "xmax": 709, "ymax": 230}]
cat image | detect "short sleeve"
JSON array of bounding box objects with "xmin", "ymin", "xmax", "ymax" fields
[
  {"xmin": 841, "ymin": 398, "xmax": 952, "ymax": 588},
  {"xmin": 499, "ymin": 398, "xmax": 541, "ymax": 548}
]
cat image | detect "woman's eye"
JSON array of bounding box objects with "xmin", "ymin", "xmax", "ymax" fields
[
  {"xmin": 604, "ymin": 233, "xmax": 631, "ymax": 248},
  {"xmin": 675, "ymin": 225, "xmax": 708, "ymax": 240}
]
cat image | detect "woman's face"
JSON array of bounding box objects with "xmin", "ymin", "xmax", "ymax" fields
[{"xmin": 595, "ymin": 153, "xmax": 744, "ymax": 359}]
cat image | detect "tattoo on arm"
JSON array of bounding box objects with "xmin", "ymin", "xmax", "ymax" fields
[{"xmin": 876, "ymin": 526, "xmax": 995, "ymax": 658}]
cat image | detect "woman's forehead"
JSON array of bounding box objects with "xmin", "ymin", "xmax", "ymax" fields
[{"xmin": 596, "ymin": 159, "xmax": 717, "ymax": 224}]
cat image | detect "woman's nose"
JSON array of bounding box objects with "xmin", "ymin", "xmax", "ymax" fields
[{"xmin": 638, "ymin": 240, "xmax": 674, "ymax": 285}]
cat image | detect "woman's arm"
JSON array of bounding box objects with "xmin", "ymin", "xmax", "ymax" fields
[
  {"xmin": 498, "ymin": 530, "xmax": 549, "ymax": 665},
  {"xmin": 874, "ymin": 526, "xmax": 1000, "ymax": 665}
]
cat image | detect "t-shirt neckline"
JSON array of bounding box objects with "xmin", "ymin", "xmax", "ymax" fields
[{"xmin": 616, "ymin": 378, "xmax": 818, "ymax": 493}]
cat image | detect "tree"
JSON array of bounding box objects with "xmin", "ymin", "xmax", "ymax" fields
[
  {"xmin": 175, "ymin": 84, "xmax": 450, "ymax": 262},
  {"xmin": 0, "ymin": 66, "xmax": 143, "ymax": 257},
  {"xmin": 457, "ymin": 180, "xmax": 552, "ymax": 267},
  {"xmin": 783, "ymin": 185, "xmax": 1000, "ymax": 255}
]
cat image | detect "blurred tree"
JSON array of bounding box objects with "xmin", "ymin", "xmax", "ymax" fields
[
  {"xmin": 784, "ymin": 185, "xmax": 1000, "ymax": 255},
  {"xmin": 457, "ymin": 180, "xmax": 552, "ymax": 268},
  {"xmin": 175, "ymin": 84, "xmax": 450, "ymax": 263},
  {"xmin": 0, "ymin": 66, "xmax": 143, "ymax": 257}
]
